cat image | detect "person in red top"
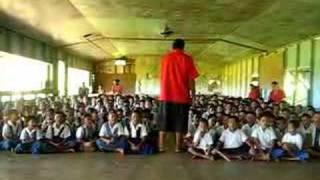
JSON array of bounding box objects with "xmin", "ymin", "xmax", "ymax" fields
[
  {"xmin": 269, "ymin": 81, "xmax": 286, "ymax": 104},
  {"xmin": 158, "ymin": 39, "xmax": 199, "ymax": 152},
  {"xmin": 248, "ymin": 84, "xmax": 261, "ymax": 101},
  {"xmin": 111, "ymin": 79, "xmax": 123, "ymax": 95}
]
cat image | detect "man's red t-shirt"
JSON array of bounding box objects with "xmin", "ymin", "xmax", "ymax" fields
[
  {"xmin": 248, "ymin": 87, "xmax": 261, "ymax": 100},
  {"xmin": 112, "ymin": 85, "xmax": 123, "ymax": 95},
  {"xmin": 269, "ymin": 89, "xmax": 286, "ymax": 104},
  {"xmin": 160, "ymin": 49, "xmax": 199, "ymax": 104}
]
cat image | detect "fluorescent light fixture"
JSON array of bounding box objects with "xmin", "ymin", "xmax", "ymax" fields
[
  {"xmin": 115, "ymin": 59, "xmax": 126, "ymax": 66},
  {"xmin": 315, "ymin": 36, "xmax": 320, "ymax": 40}
]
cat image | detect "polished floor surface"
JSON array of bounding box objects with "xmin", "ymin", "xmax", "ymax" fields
[{"xmin": 0, "ymin": 152, "xmax": 319, "ymax": 180}]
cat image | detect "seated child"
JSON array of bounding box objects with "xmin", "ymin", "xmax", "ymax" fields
[
  {"xmin": 298, "ymin": 113, "xmax": 313, "ymax": 140},
  {"xmin": 307, "ymin": 112, "xmax": 320, "ymax": 157},
  {"xmin": 124, "ymin": 110, "xmax": 154, "ymax": 154},
  {"xmin": 0, "ymin": 110, "xmax": 23, "ymax": 151},
  {"xmin": 41, "ymin": 112, "xmax": 77, "ymax": 153},
  {"xmin": 96, "ymin": 110, "xmax": 127, "ymax": 154},
  {"xmin": 213, "ymin": 116, "xmax": 249, "ymax": 161},
  {"xmin": 188, "ymin": 118, "xmax": 214, "ymax": 160},
  {"xmin": 272, "ymin": 120, "xmax": 309, "ymax": 161},
  {"xmin": 76, "ymin": 113, "xmax": 97, "ymax": 152},
  {"xmin": 250, "ymin": 112, "xmax": 277, "ymax": 161},
  {"xmin": 241, "ymin": 112, "xmax": 259, "ymax": 137},
  {"xmin": 15, "ymin": 118, "xmax": 42, "ymax": 154}
]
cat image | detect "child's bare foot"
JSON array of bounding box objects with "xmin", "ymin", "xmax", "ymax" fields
[{"xmin": 116, "ymin": 148, "xmax": 125, "ymax": 155}]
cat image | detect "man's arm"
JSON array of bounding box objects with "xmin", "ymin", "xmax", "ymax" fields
[{"xmin": 189, "ymin": 79, "xmax": 196, "ymax": 103}]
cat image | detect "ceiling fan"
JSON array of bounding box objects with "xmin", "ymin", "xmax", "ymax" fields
[{"xmin": 160, "ymin": 24, "xmax": 174, "ymax": 38}]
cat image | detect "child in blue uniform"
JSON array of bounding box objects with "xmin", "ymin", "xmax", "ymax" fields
[
  {"xmin": 76, "ymin": 113, "xmax": 97, "ymax": 152},
  {"xmin": 96, "ymin": 110, "xmax": 127, "ymax": 154},
  {"xmin": 272, "ymin": 120, "xmax": 309, "ymax": 161},
  {"xmin": 41, "ymin": 112, "xmax": 77, "ymax": 153},
  {"xmin": 15, "ymin": 118, "xmax": 42, "ymax": 154},
  {"xmin": 124, "ymin": 110, "xmax": 154, "ymax": 154},
  {"xmin": 0, "ymin": 110, "xmax": 22, "ymax": 151}
]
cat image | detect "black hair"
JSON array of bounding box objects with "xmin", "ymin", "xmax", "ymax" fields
[
  {"xmin": 228, "ymin": 116, "xmax": 239, "ymax": 123},
  {"xmin": 199, "ymin": 118, "xmax": 208, "ymax": 126},
  {"xmin": 246, "ymin": 111, "xmax": 256, "ymax": 116},
  {"xmin": 288, "ymin": 120, "xmax": 300, "ymax": 129},
  {"xmin": 172, "ymin": 39, "xmax": 185, "ymax": 49},
  {"xmin": 83, "ymin": 113, "xmax": 92, "ymax": 119},
  {"xmin": 300, "ymin": 113, "xmax": 311, "ymax": 119},
  {"xmin": 259, "ymin": 111, "xmax": 275, "ymax": 120},
  {"xmin": 272, "ymin": 81, "xmax": 278, "ymax": 85}
]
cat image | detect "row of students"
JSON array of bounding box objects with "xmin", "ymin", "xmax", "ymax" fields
[
  {"xmin": 0, "ymin": 109, "xmax": 155, "ymax": 155},
  {"xmin": 188, "ymin": 111, "xmax": 320, "ymax": 161}
]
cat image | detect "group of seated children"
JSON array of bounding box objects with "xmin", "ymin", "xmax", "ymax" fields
[
  {"xmin": 0, "ymin": 107, "xmax": 155, "ymax": 155},
  {"xmin": 187, "ymin": 96, "xmax": 320, "ymax": 162},
  {"xmin": 1, "ymin": 94, "xmax": 320, "ymax": 163}
]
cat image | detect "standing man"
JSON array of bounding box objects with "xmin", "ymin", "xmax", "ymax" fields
[
  {"xmin": 248, "ymin": 84, "xmax": 261, "ymax": 101},
  {"xmin": 111, "ymin": 79, "xmax": 123, "ymax": 95},
  {"xmin": 269, "ymin": 81, "xmax": 286, "ymax": 104},
  {"xmin": 158, "ymin": 39, "xmax": 199, "ymax": 152}
]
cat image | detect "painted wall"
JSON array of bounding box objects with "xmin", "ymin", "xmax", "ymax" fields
[{"xmin": 220, "ymin": 37, "xmax": 320, "ymax": 108}]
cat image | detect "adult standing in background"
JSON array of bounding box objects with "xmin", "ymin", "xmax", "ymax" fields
[
  {"xmin": 248, "ymin": 84, "xmax": 261, "ymax": 101},
  {"xmin": 269, "ymin": 81, "xmax": 286, "ymax": 104},
  {"xmin": 111, "ymin": 79, "xmax": 123, "ymax": 95},
  {"xmin": 158, "ymin": 39, "xmax": 199, "ymax": 152},
  {"xmin": 79, "ymin": 82, "xmax": 89, "ymax": 98}
]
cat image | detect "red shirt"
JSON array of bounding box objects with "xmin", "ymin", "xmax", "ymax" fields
[
  {"xmin": 160, "ymin": 49, "xmax": 199, "ymax": 104},
  {"xmin": 248, "ymin": 87, "xmax": 261, "ymax": 100},
  {"xmin": 269, "ymin": 89, "xmax": 286, "ymax": 103},
  {"xmin": 112, "ymin": 85, "xmax": 123, "ymax": 95}
]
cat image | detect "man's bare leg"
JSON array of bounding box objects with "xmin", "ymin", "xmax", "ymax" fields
[
  {"xmin": 159, "ymin": 131, "xmax": 166, "ymax": 152},
  {"xmin": 175, "ymin": 132, "xmax": 183, "ymax": 152}
]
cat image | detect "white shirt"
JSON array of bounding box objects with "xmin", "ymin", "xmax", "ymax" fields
[
  {"xmin": 20, "ymin": 127, "xmax": 42, "ymax": 142},
  {"xmin": 193, "ymin": 129, "xmax": 213, "ymax": 151},
  {"xmin": 99, "ymin": 122, "xmax": 124, "ymax": 137},
  {"xmin": 76, "ymin": 126, "xmax": 95, "ymax": 140},
  {"xmin": 241, "ymin": 123, "xmax": 259, "ymax": 137},
  {"xmin": 282, "ymin": 132, "xmax": 303, "ymax": 150},
  {"xmin": 251, "ymin": 127, "xmax": 277, "ymax": 150},
  {"xmin": 45, "ymin": 123, "xmax": 71, "ymax": 139},
  {"xmin": 2, "ymin": 121, "xmax": 18, "ymax": 139},
  {"xmin": 219, "ymin": 129, "xmax": 247, "ymax": 149},
  {"xmin": 124, "ymin": 122, "xmax": 148, "ymax": 139}
]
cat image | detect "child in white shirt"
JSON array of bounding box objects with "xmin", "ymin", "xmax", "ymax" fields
[
  {"xmin": 188, "ymin": 119, "xmax": 214, "ymax": 160},
  {"xmin": 272, "ymin": 120, "xmax": 309, "ymax": 161},
  {"xmin": 250, "ymin": 112, "xmax": 277, "ymax": 161}
]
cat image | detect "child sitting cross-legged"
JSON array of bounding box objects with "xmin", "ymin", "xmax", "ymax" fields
[
  {"xmin": 188, "ymin": 118, "xmax": 214, "ymax": 160},
  {"xmin": 272, "ymin": 120, "xmax": 309, "ymax": 161},
  {"xmin": 250, "ymin": 112, "xmax": 277, "ymax": 161}
]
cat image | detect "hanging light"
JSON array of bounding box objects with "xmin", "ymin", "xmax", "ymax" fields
[{"xmin": 114, "ymin": 56, "xmax": 127, "ymax": 66}]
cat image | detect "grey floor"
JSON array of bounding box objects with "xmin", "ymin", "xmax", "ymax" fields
[{"xmin": 0, "ymin": 152, "xmax": 319, "ymax": 180}]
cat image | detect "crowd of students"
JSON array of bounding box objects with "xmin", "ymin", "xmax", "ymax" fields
[{"xmin": 0, "ymin": 93, "xmax": 319, "ymax": 162}]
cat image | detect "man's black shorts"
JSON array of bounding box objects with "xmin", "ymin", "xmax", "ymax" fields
[{"xmin": 158, "ymin": 101, "xmax": 190, "ymax": 133}]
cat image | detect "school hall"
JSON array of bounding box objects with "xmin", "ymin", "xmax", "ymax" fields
[{"xmin": 1, "ymin": 1, "xmax": 320, "ymax": 180}]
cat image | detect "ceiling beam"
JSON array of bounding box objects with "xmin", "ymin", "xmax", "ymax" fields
[{"xmin": 58, "ymin": 36, "xmax": 268, "ymax": 52}]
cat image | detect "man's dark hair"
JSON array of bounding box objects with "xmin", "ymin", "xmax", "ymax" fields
[
  {"xmin": 289, "ymin": 120, "xmax": 300, "ymax": 129},
  {"xmin": 172, "ymin": 39, "xmax": 185, "ymax": 49},
  {"xmin": 272, "ymin": 81, "xmax": 278, "ymax": 85}
]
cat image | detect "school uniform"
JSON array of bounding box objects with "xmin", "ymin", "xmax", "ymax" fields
[
  {"xmin": 310, "ymin": 125, "xmax": 320, "ymax": 151},
  {"xmin": 298, "ymin": 124, "xmax": 313, "ymax": 145},
  {"xmin": 251, "ymin": 126, "xmax": 277, "ymax": 150},
  {"xmin": 241, "ymin": 123, "xmax": 259, "ymax": 137},
  {"xmin": 219, "ymin": 128, "xmax": 248, "ymax": 154},
  {"xmin": 272, "ymin": 132, "xmax": 309, "ymax": 161},
  {"xmin": 96, "ymin": 122, "xmax": 128, "ymax": 152},
  {"xmin": 0, "ymin": 121, "xmax": 22, "ymax": 151},
  {"xmin": 40, "ymin": 123, "xmax": 77, "ymax": 153},
  {"xmin": 192, "ymin": 129, "xmax": 213, "ymax": 152},
  {"xmin": 124, "ymin": 122, "xmax": 154, "ymax": 154},
  {"xmin": 76, "ymin": 125, "xmax": 96, "ymax": 142},
  {"xmin": 15, "ymin": 127, "xmax": 42, "ymax": 154}
]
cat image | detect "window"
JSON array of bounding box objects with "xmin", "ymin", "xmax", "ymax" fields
[
  {"xmin": 67, "ymin": 67, "xmax": 90, "ymax": 95},
  {"xmin": 58, "ymin": 61, "xmax": 66, "ymax": 96},
  {"xmin": 0, "ymin": 51, "xmax": 51, "ymax": 92}
]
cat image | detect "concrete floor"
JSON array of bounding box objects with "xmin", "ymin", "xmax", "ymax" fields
[{"xmin": 0, "ymin": 152, "xmax": 319, "ymax": 180}]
